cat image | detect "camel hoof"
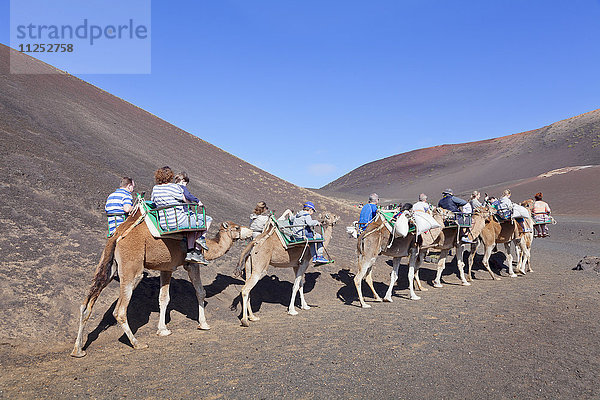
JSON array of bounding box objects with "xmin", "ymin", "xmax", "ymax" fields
[
  {"xmin": 197, "ymin": 322, "xmax": 211, "ymax": 330},
  {"xmin": 433, "ymin": 283, "xmax": 443, "ymax": 288},
  {"xmin": 510, "ymin": 273, "xmax": 518, "ymax": 278},
  {"xmin": 410, "ymin": 295, "xmax": 421, "ymax": 301},
  {"xmin": 133, "ymin": 342, "xmax": 148, "ymax": 350},
  {"xmin": 240, "ymin": 319, "xmax": 250, "ymax": 327},
  {"xmin": 248, "ymin": 315, "xmax": 260, "ymax": 321},
  {"xmin": 156, "ymin": 328, "xmax": 172, "ymax": 337},
  {"xmin": 420, "ymin": 287, "xmax": 429, "ymax": 292},
  {"xmin": 494, "ymin": 276, "xmax": 502, "ymax": 281},
  {"xmin": 461, "ymin": 281, "xmax": 471, "ymax": 286},
  {"xmin": 383, "ymin": 297, "xmax": 393, "ymax": 303},
  {"xmin": 70, "ymin": 349, "xmax": 87, "ymax": 358},
  {"xmin": 374, "ymin": 297, "xmax": 383, "ymax": 302},
  {"xmin": 301, "ymin": 305, "xmax": 311, "ymax": 310},
  {"xmin": 361, "ymin": 303, "xmax": 372, "ymax": 308},
  {"xmin": 288, "ymin": 309, "xmax": 299, "ymax": 316}
]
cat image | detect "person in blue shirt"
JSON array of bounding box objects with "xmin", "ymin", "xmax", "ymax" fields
[
  {"xmin": 358, "ymin": 193, "xmax": 379, "ymax": 232},
  {"xmin": 438, "ymin": 189, "xmax": 474, "ymax": 243},
  {"xmin": 105, "ymin": 177, "xmax": 135, "ymax": 236}
]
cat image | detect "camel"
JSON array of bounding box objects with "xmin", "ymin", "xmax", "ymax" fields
[
  {"xmin": 515, "ymin": 199, "xmax": 535, "ymax": 274},
  {"xmin": 464, "ymin": 205, "xmax": 523, "ymax": 280},
  {"xmin": 235, "ymin": 213, "xmax": 339, "ymax": 327},
  {"xmin": 352, "ymin": 213, "xmax": 421, "ymax": 307},
  {"xmin": 71, "ymin": 202, "xmax": 252, "ymax": 357},
  {"xmin": 413, "ymin": 207, "xmax": 471, "ymax": 288}
]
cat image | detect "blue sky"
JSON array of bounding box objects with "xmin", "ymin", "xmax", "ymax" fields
[{"xmin": 2, "ymin": 0, "xmax": 600, "ymax": 187}]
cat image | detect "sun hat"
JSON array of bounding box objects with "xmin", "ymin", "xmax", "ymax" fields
[
  {"xmin": 303, "ymin": 201, "xmax": 316, "ymax": 211},
  {"xmin": 442, "ymin": 188, "xmax": 453, "ymax": 195}
]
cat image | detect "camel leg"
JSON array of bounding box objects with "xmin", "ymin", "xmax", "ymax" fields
[
  {"xmin": 407, "ymin": 248, "xmax": 421, "ymax": 300},
  {"xmin": 289, "ymin": 262, "xmax": 309, "ymax": 315},
  {"xmin": 297, "ymin": 261, "xmax": 312, "ymax": 311},
  {"xmin": 354, "ymin": 256, "xmax": 375, "ymax": 308},
  {"xmin": 184, "ymin": 264, "xmax": 211, "ymax": 330},
  {"xmin": 505, "ymin": 242, "xmax": 517, "ymax": 277},
  {"xmin": 514, "ymin": 242, "xmax": 524, "ymax": 275},
  {"xmin": 365, "ymin": 268, "xmax": 383, "ymax": 302},
  {"xmin": 433, "ymin": 249, "xmax": 448, "ymax": 288},
  {"xmin": 245, "ymin": 258, "xmax": 260, "ymax": 321},
  {"xmin": 71, "ymin": 283, "xmax": 110, "ymax": 357},
  {"xmin": 456, "ymin": 244, "xmax": 471, "ymax": 286},
  {"xmin": 467, "ymin": 243, "xmax": 477, "ymax": 282},
  {"xmin": 384, "ymin": 257, "xmax": 400, "ymax": 302},
  {"xmin": 240, "ymin": 265, "xmax": 264, "ymax": 327},
  {"xmin": 156, "ymin": 271, "xmax": 173, "ymax": 336},
  {"xmin": 414, "ymin": 251, "xmax": 428, "ymax": 291},
  {"xmin": 482, "ymin": 244, "xmax": 499, "ymax": 280},
  {"xmin": 114, "ymin": 267, "xmax": 146, "ymax": 350}
]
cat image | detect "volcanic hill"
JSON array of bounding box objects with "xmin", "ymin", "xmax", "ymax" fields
[
  {"xmin": 319, "ymin": 111, "xmax": 600, "ymax": 213},
  {"xmin": 0, "ymin": 44, "xmax": 356, "ymax": 344}
]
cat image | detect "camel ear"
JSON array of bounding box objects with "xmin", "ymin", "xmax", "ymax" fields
[{"xmin": 222, "ymin": 222, "xmax": 229, "ymax": 229}]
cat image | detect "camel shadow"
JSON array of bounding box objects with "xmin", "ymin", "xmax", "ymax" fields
[
  {"xmin": 331, "ymin": 264, "xmax": 411, "ymax": 306},
  {"xmin": 82, "ymin": 272, "xmax": 242, "ymax": 350},
  {"xmin": 230, "ymin": 272, "xmax": 321, "ymax": 315}
]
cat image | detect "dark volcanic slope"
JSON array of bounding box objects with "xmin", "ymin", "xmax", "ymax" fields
[
  {"xmin": 320, "ymin": 110, "xmax": 600, "ymax": 211},
  {"xmin": 0, "ymin": 45, "xmax": 356, "ymax": 343}
]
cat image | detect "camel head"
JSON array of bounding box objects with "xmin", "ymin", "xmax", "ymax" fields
[
  {"xmin": 432, "ymin": 206, "xmax": 454, "ymax": 221},
  {"xmin": 472, "ymin": 205, "xmax": 495, "ymax": 220},
  {"xmin": 318, "ymin": 213, "xmax": 340, "ymax": 226},
  {"xmin": 220, "ymin": 221, "xmax": 253, "ymax": 240},
  {"xmin": 521, "ymin": 198, "xmax": 534, "ymax": 211}
]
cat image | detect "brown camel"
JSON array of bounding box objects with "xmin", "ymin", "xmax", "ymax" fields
[
  {"xmin": 352, "ymin": 214, "xmax": 421, "ymax": 306},
  {"xmin": 71, "ymin": 203, "xmax": 252, "ymax": 357},
  {"xmin": 413, "ymin": 207, "xmax": 471, "ymax": 288},
  {"xmin": 465, "ymin": 205, "xmax": 522, "ymax": 280},
  {"xmin": 235, "ymin": 213, "xmax": 339, "ymax": 327}
]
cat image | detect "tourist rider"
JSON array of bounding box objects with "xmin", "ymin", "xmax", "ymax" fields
[
  {"xmin": 249, "ymin": 201, "xmax": 270, "ymax": 239},
  {"xmin": 498, "ymin": 189, "xmax": 513, "ymax": 220},
  {"xmin": 438, "ymin": 189, "xmax": 474, "ymax": 243},
  {"xmin": 152, "ymin": 166, "xmax": 207, "ymax": 265},
  {"xmin": 105, "ymin": 176, "xmax": 135, "ymax": 236},
  {"xmin": 532, "ymin": 192, "xmax": 552, "ymax": 237},
  {"xmin": 292, "ymin": 201, "xmax": 329, "ymax": 264},
  {"xmin": 470, "ymin": 190, "xmax": 482, "ymax": 209},
  {"xmin": 358, "ymin": 193, "xmax": 379, "ymax": 232},
  {"xmin": 174, "ymin": 171, "xmax": 213, "ymax": 250},
  {"xmin": 412, "ymin": 193, "xmax": 431, "ymax": 213}
]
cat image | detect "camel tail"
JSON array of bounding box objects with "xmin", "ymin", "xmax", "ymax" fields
[
  {"xmin": 85, "ymin": 235, "xmax": 118, "ymax": 304},
  {"xmin": 235, "ymin": 240, "xmax": 254, "ymax": 277}
]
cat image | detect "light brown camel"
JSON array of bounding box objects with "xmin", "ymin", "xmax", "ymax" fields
[
  {"xmin": 413, "ymin": 207, "xmax": 471, "ymax": 288},
  {"xmin": 352, "ymin": 214, "xmax": 421, "ymax": 306},
  {"xmin": 71, "ymin": 203, "xmax": 252, "ymax": 357},
  {"xmin": 465, "ymin": 205, "xmax": 523, "ymax": 280},
  {"xmin": 235, "ymin": 213, "xmax": 339, "ymax": 327}
]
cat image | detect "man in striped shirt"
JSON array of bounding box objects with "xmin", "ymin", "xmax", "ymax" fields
[{"xmin": 105, "ymin": 177, "xmax": 135, "ymax": 236}]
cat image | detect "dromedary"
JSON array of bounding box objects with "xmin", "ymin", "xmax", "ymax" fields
[
  {"xmin": 235, "ymin": 213, "xmax": 339, "ymax": 327},
  {"xmin": 353, "ymin": 213, "xmax": 422, "ymax": 307},
  {"xmin": 465, "ymin": 205, "xmax": 523, "ymax": 280},
  {"xmin": 71, "ymin": 202, "xmax": 252, "ymax": 357},
  {"xmin": 515, "ymin": 199, "xmax": 535, "ymax": 274},
  {"xmin": 413, "ymin": 207, "xmax": 471, "ymax": 288}
]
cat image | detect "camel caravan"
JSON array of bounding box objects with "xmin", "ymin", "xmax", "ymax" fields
[{"xmin": 71, "ymin": 169, "xmax": 554, "ymax": 357}]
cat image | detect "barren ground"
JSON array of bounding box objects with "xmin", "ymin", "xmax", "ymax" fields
[{"xmin": 1, "ymin": 215, "xmax": 599, "ymax": 399}]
